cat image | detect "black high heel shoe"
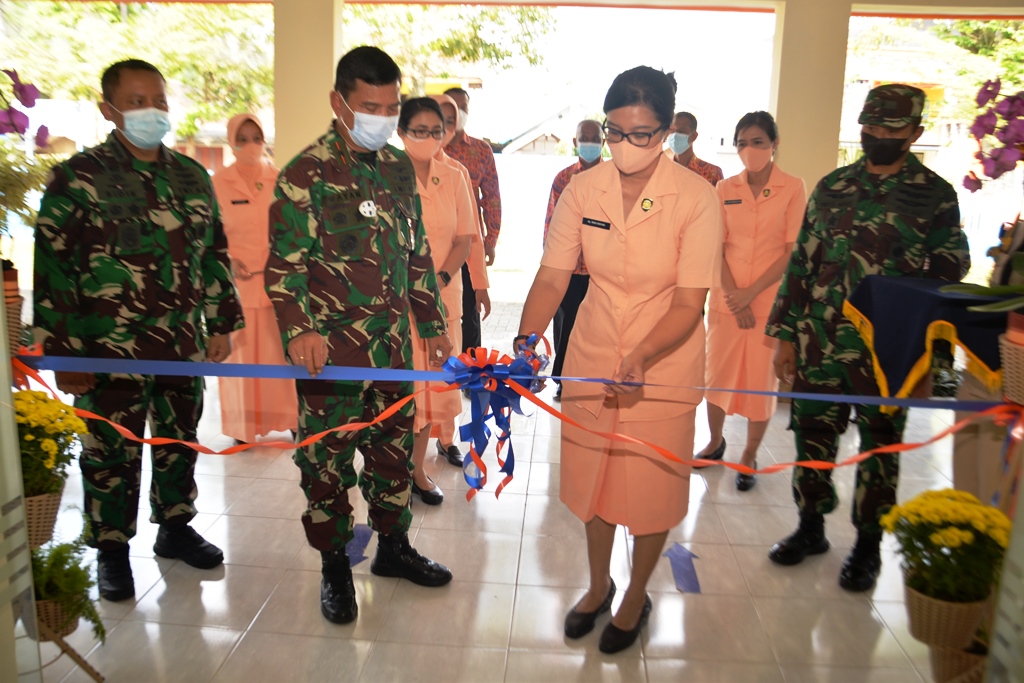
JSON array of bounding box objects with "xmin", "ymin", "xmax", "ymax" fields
[
  {"xmin": 599, "ymin": 594, "xmax": 651, "ymax": 654},
  {"xmin": 564, "ymin": 578, "xmax": 616, "ymax": 638},
  {"xmin": 410, "ymin": 477, "xmax": 444, "ymax": 505}
]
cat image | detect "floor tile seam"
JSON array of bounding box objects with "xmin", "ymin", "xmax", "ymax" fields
[{"xmin": 865, "ymin": 598, "xmax": 921, "ymax": 672}]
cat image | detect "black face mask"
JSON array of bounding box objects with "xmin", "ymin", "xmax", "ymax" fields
[{"xmin": 861, "ymin": 131, "xmax": 911, "ymax": 166}]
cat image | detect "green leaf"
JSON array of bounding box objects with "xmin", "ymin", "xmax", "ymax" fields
[{"xmin": 968, "ymin": 295, "xmax": 1024, "ymax": 312}]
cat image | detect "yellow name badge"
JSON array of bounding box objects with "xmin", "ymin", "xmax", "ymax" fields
[{"xmin": 641, "ymin": 198, "xmax": 654, "ymax": 212}]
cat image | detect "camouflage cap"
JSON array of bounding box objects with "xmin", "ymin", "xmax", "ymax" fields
[{"xmin": 858, "ymin": 84, "xmax": 925, "ymax": 128}]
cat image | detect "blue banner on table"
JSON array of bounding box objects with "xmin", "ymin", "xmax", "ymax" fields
[{"xmin": 844, "ymin": 276, "xmax": 1006, "ymax": 400}]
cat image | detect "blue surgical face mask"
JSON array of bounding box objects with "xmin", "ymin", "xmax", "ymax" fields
[
  {"xmin": 115, "ymin": 107, "xmax": 171, "ymax": 150},
  {"xmin": 667, "ymin": 132, "xmax": 690, "ymax": 155},
  {"xmin": 577, "ymin": 142, "xmax": 603, "ymax": 163},
  {"xmin": 340, "ymin": 94, "xmax": 399, "ymax": 151}
]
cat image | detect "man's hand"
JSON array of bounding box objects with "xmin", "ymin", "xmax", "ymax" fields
[
  {"xmin": 726, "ymin": 287, "xmax": 756, "ymax": 314},
  {"xmin": 288, "ymin": 331, "xmax": 328, "ymax": 377},
  {"xmin": 231, "ymin": 258, "xmax": 253, "ymax": 281},
  {"xmin": 605, "ymin": 352, "xmax": 644, "ymax": 396},
  {"xmin": 206, "ymin": 334, "xmax": 232, "ymax": 362},
  {"xmin": 476, "ymin": 289, "xmax": 492, "ymax": 320},
  {"xmin": 426, "ymin": 333, "xmax": 453, "ymax": 367},
  {"xmin": 734, "ymin": 306, "xmax": 756, "ymax": 330},
  {"xmin": 484, "ymin": 242, "xmax": 496, "ymax": 266},
  {"xmin": 773, "ymin": 340, "xmax": 796, "ymax": 384},
  {"xmin": 55, "ymin": 371, "xmax": 95, "ymax": 396}
]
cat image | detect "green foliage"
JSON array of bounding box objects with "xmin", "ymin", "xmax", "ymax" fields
[
  {"xmin": 343, "ymin": 4, "xmax": 553, "ymax": 95},
  {"xmin": 934, "ymin": 20, "xmax": 1024, "ymax": 90},
  {"xmin": 0, "ymin": 137, "xmax": 55, "ymax": 235},
  {"xmin": 942, "ymin": 253, "xmax": 1024, "ymax": 311},
  {"xmin": 32, "ymin": 539, "xmax": 106, "ymax": 642},
  {"xmin": 0, "ymin": 2, "xmax": 274, "ymax": 141}
]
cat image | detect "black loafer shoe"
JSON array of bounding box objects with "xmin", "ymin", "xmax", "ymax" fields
[
  {"xmin": 554, "ymin": 384, "xmax": 562, "ymax": 402},
  {"xmin": 436, "ymin": 441, "xmax": 464, "ymax": 468},
  {"xmin": 698, "ymin": 438, "xmax": 727, "ymax": 462},
  {"xmin": 564, "ymin": 578, "xmax": 616, "ymax": 639},
  {"xmin": 97, "ymin": 546, "xmax": 135, "ymax": 602},
  {"xmin": 735, "ymin": 461, "xmax": 757, "ymax": 491},
  {"xmin": 411, "ymin": 478, "xmax": 444, "ymax": 505},
  {"xmin": 599, "ymin": 594, "xmax": 652, "ymax": 654},
  {"xmin": 371, "ymin": 532, "xmax": 452, "ymax": 587},
  {"xmin": 154, "ymin": 524, "xmax": 224, "ymax": 569}
]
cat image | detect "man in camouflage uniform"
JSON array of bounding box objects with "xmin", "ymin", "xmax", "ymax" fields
[
  {"xmin": 33, "ymin": 60, "xmax": 243, "ymax": 602},
  {"xmin": 265, "ymin": 46, "xmax": 454, "ymax": 625},
  {"xmin": 765, "ymin": 84, "xmax": 963, "ymax": 591}
]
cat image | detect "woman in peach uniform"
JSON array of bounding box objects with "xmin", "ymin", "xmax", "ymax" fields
[
  {"xmin": 518, "ymin": 67, "xmax": 721, "ymax": 654},
  {"xmin": 214, "ymin": 113, "xmax": 297, "ymax": 444},
  {"xmin": 398, "ymin": 98, "xmax": 475, "ymax": 505},
  {"xmin": 699, "ymin": 111, "xmax": 806, "ymax": 491}
]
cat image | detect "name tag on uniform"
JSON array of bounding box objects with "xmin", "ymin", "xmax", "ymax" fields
[
  {"xmin": 724, "ymin": 199, "xmax": 742, "ymax": 205},
  {"xmin": 231, "ymin": 199, "xmax": 250, "ymax": 205},
  {"xmin": 582, "ymin": 217, "xmax": 611, "ymax": 230}
]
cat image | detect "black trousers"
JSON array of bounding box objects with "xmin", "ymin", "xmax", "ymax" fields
[
  {"xmin": 552, "ymin": 273, "xmax": 590, "ymax": 382},
  {"xmin": 460, "ymin": 263, "xmax": 481, "ymax": 351}
]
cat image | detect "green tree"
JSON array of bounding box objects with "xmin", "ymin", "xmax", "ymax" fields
[
  {"xmin": 0, "ymin": 1, "xmax": 274, "ymax": 141},
  {"xmin": 342, "ymin": 4, "xmax": 553, "ymax": 95},
  {"xmin": 933, "ymin": 20, "xmax": 1024, "ymax": 90}
]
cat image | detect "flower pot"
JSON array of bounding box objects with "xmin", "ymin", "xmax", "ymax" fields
[
  {"xmin": 24, "ymin": 485, "xmax": 63, "ymax": 549},
  {"xmin": 905, "ymin": 584, "xmax": 987, "ymax": 648},
  {"xmin": 998, "ymin": 333, "xmax": 1024, "ymax": 404},
  {"xmin": 929, "ymin": 645, "xmax": 987, "ymax": 683},
  {"xmin": 34, "ymin": 599, "xmax": 79, "ymax": 641}
]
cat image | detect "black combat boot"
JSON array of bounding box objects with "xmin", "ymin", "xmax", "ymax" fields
[
  {"xmin": 838, "ymin": 531, "xmax": 883, "ymax": 592},
  {"xmin": 153, "ymin": 524, "xmax": 224, "ymax": 569},
  {"xmin": 370, "ymin": 532, "xmax": 452, "ymax": 587},
  {"xmin": 768, "ymin": 512, "xmax": 829, "ymax": 565},
  {"xmin": 97, "ymin": 545, "xmax": 135, "ymax": 602},
  {"xmin": 320, "ymin": 548, "xmax": 357, "ymax": 624}
]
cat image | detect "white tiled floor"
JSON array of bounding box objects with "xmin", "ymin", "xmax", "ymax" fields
[{"xmin": 27, "ymin": 304, "xmax": 955, "ymax": 682}]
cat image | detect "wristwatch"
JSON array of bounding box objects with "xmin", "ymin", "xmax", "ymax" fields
[{"xmin": 438, "ymin": 270, "xmax": 452, "ymax": 286}]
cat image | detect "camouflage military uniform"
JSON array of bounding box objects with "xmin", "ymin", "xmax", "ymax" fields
[
  {"xmin": 33, "ymin": 132, "xmax": 243, "ymax": 550},
  {"xmin": 767, "ymin": 107, "xmax": 962, "ymax": 533},
  {"xmin": 265, "ymin": 124, "xmax": 446, "ymax": 551}
]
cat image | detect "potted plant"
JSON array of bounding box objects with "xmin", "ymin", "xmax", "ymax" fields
[
  {"xmin": 881, "ymin": 488, "xmax": 1011, "ymax": 650},
  {"xmin": 31, "ymin": 539, "xmax": 106, "ymax": 643},
  {"xmin": 15, "ymin": 389, "xmax": 88, "ymax": 547},
  {"xmin": 962, "ymin": 78, "xmax": 1024, "ymax": 193}
]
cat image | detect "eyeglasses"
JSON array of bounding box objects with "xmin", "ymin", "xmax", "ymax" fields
[
  {"xmin": 602, "ymin": 123, "xmax": 665, "ymax": 148},
  {"xmin": 403, "ymin": 127, "xmax": 445, "ymax": 140}
]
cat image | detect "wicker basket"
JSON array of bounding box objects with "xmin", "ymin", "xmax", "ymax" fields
[
  {"xmin": 5, "ymin": 293, "xmax": 22, "ymax": 358},
  {"xmin": 24, "ymin": 486, "xmax": 64, "ymax": 549},
  {"xmin": 905, "ymin": 584, "xmax": 987, "ymax": 649},
  {"xmin": 999, "ymin": 334, "xmax": 1024, "ymax": 404},
  {"xmin": 35, "ymin": 599, "xmax": 79, "ymax": 641},
  {"xmin": 930, "ymin": 645, "xmax": 987, "ymax": 683}
]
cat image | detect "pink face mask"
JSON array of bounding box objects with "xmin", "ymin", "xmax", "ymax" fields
[
  {"xmin": 403, "ymin": 136, "xmax": 441, "ymax": 162},
  {"xmin": 608, "ymin": 139, "xmax": 664, "ymax": 175},
  {"xmin": 233, "ymin": 142, "xmax": 264, "ymax": 166},
  {"xmin": 738, "ymin": 145, "xmax": 774, "ymax": 173}
]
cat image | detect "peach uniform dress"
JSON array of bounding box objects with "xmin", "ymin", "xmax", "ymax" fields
[
  {"xmin": 411, "ymin": 157, "xmax": 478, "ymax": 431},
  {"xmin": 705, "ymin": 166, "xmax": 806, "ymax": 421},
  {"xmin": 214, "ymin": 151, "xmax": 298, "ymax": 442},
  {"xmin": 542, "ymin": 155, "xmax": 722, "ymax": 534}
]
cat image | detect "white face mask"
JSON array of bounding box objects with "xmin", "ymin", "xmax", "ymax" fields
[
  {"xmin": 339, "ymin": 94, "xmax": 399, "ymax": 151},
  {"xmin": 456, "ymin": 108, "xmax": 468, "ymax": 132}
]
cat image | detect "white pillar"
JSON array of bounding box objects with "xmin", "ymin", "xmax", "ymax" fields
[
  {"xmin": 273, "ymin": 0, "xmax": 346, "ymax": 164},
  {"xmin": 771, "ymin": 0, "xmax": 853, "ymax": 188}
]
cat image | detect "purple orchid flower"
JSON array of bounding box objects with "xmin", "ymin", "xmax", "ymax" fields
[
  {"xmin": 971, "ymin": 109, "xmax": 998, "ymax": 139},
  {"xmin": 996, "ymin": 117, "xmax": 1024, "ymax": 145},
  {"xmin": 963, "ymin": 172, "xmax": 983, "ymax": 192},
  {"xmin": 977, "ymin": 79, "xmax": 1002, "ymax": 107},
  {"xmin": 2, "ymin": 69, "xmax": 39, "ymax": 108},
  {"xmin": 34, "ymin": 124, "xmax": 49, "ymax": 148}
]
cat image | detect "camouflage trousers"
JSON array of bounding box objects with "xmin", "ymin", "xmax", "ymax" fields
[
  {"xmin": 294, "ymin": 379, "xmax": 414, "ymax": 551},
  {"xmin": 76, "ymin": 374, "xmax": 203, "ymax": 550},
  {"xmin": 790, "ymin": 328, "xmax": 907, "ymax": 534}
]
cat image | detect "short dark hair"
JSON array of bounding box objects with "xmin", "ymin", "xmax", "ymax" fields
[
  {"xmin": 334, "ymin": 46, "xmax": 401, "ymax": 97},
  {"xmin": 399, "ymin": 97, "xmax": 444, "ymax": 131},
  {"xmin": 444, "ymin": 87, "xmax": 469, "ymax": 100},
  {"xmin": 101, "ymin": 59, "xmax": 164, "ymax": 102},
  {"xmin": 675, "ymin": 112, "xmax": 698, "ymax": 131},
  {"xmin": 733, "ymin": 110, "xmax": 778, "ymax": 145},
  {"xmin": 603, "ymin": 67, "xmax": 677, "ymax": 130}
]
